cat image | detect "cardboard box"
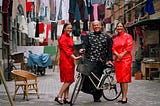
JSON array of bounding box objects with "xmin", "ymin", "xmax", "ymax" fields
[{"xmin": 134, "ymin": 72, "xmax": 142, "ymax": 80}]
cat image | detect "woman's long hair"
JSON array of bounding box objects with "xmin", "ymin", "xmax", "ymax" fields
[{"xmin": 61, "ymin": 23, "xmax": 71, "ymax": 34}]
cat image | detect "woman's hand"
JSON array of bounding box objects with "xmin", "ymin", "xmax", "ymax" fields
[
  {"xmin": 106, "ymin": 61, "xmax": 113, "ymax": 65},
  {"xmin": 71, "ymin": 54, "xmax": 82, "ymax": 60},
  {"xmin": 116, "ymin": 51, "xmax": 128, "ymax": 61},
  {"xmin": 75, "ymin": 55, "xmax": 82, "ymax": 60},
  {"xmin": 79, "ymin": 49, "xmax": 85, "ymax": 54}
]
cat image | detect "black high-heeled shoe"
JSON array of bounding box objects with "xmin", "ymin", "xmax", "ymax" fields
[
  {"xmin": 54, "ymin": 97, "xmax": 63, "ymax": 105},
  {"xmin": 121, "ymin": 98, "xmax": 127, "ymax": 104},
  {"xmin": 63, "ymin": 98, "xmax": 71, "ymax": 104},
  {"xmin": 118, "ymin": 98, "xmax": 127, "ymax": 104}
]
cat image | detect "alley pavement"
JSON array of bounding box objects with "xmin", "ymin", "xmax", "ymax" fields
[{"xmin": 0, "ymin": 67, "xmax": 160, "ymax": 106}]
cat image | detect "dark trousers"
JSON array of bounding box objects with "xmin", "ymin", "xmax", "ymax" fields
[
  {"xmin": 51, "ymin": 22, "xmax": 58, "ymax": 40},
  {"xmin": 81, "ymin": 61, "xmax": 104, "ymax": 100}
]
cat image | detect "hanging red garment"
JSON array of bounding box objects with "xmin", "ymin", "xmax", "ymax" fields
[
  {"xmin": 112, "ymin": 32, "xmax": 133, "ymax": 83},
  {"xmin": 39, "ymin": 22, "xmax": 44, "ymax": 34},
  {"xmin": 26, "ymin": 0, "xmax": 32, "ymax": 12},
  {"xmin": 46, "ymin": 24, "xmax": 51, "ymax": 42},
  {"xmin": 58, "ymin": 32, "xmax": 75, "ymax": 82}
]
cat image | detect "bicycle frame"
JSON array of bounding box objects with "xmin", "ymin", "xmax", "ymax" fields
[
  {"xmin": 70, "ymin": 65, "xmax": 121, "ymax": 105},
  {"xmin": 87, "ymin": 67, "xmax": 112, "ymax": 90}
]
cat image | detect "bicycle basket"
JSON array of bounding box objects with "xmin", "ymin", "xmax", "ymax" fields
[{"xmin": 76, "ymin": 58, "xmax": 95, "ymax": 76}]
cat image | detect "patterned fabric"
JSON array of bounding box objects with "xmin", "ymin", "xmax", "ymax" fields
[
  {"xmin": 58, "ymin": 32, "xmax": 75, "ymax": 82},
  {"xmin": 84, "ymin": 31, "xmax": 113, "ymax": 63},
  {"xmin": 112, "ymin": 32, "xmax": 133, "ymax": 83}
]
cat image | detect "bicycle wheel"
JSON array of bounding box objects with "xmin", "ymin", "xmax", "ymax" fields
[
  {"xmin": 70, "ymin": 73, "xmax": 84, "ymax": 106},
  {"xmin": 102, "ymin": 73, "xmax": 121, "ymax": 101}
]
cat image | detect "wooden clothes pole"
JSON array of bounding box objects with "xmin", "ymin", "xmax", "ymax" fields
[
  {"xmin": 53, "ymin": 47, "xmax": 59, "ymax": 72},
  {"xmin": 0, "ymin": 63, "xmax": 14, "ymax": 106}
]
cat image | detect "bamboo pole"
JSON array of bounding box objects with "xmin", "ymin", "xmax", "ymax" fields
[{"xmin": 0, "ymin": 62, "xmax": 14, "ymax": 106}]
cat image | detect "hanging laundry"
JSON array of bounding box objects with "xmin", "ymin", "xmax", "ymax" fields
[
  {"xmin": 28, "ymin": 21, "xmax": 36, "ymax": 38},
  {"xmin": 77, "ymin": 0, "xmax": 85, "ymax": 22},
  {"xmin": 84, "ymin": 0, "xmax": 88, "ymax": 20},
  {"xmin": 86, "ymin": 0, "xmax": 94, "ymax": 21},
  {"xmin": 26, "ymin": 0, "xmax": 32, "ymax": 12},
  {"xmin": 40, "ymin": 0, "xmax": 49, "ymax": 7},
  {"xmin": 19, "ymin": 15, "xmax": 28, "ymax": 35},
  {"xmin": 31, "ymin": 2, "xmax": 35, "ymax": 21},
  {"xmin": 62, "ymin": 0, "xmax": 69, "ymax": 21},
  {"xmin": 55, "ymin": 0, "xmax": 61, "ymax": 21},
  {"xmin": 49, "ymin": 0, "xmax": 56, "ymax": 20},
  {"xmin": 98, "ymin": 4, "xmax": 105, "ymax": 20},
  {"xmin": 72, "ymin": 21, "xmax": 81, "ymax": 36},
  {"xmin": 39, "ymin": 22, "xmax": 45, "ymax": 34},
  {"xmin": 91, "ymin": 0, "xmax": 105, "ymax": 5},
  {"xmin": 0, "ymin": 0, "xmax": 3, "ymax": 7},
  {"xmin": 35, "ymin": 18, "xmax": 39, "ymax": 37},
  {"xmin": 144, "ymin": 0, "xmax": 155, "ymax": 15},
  {"xmin": 12, "ymin": 0, "xmax": 26, "ymax": 19},
  {"xmin": 51, "ymin": 21, "xmax": 58, "ymax": 40},
  {"xmin": 46, "ymin": 24, "xmax": 51, "ymax": 42},
  {"xmin": 39, "ymin": 0, "xmax": 50, "ymax": 21},
  {"xmin": 17, "ymin": 3, "xmax": 24, "ymax": 15},
  {"xmin": 57, "ymin": 0, "xmax": 62, "ymax": 20},
  {"xmin": 92, "ymin": 4, "xmax": 98, "ymax": 20},
  {"xmin": 39, "ymin": 3, "xmax": 45, "ymax": 21},
  {"xmin": 69, "ymin": 0, "xmax": 81, "ymax": 22}
]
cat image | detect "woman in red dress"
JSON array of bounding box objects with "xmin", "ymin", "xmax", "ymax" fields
[
  {"xmin": 55, "ymin": 23, "xmax": 81, "ymax": 105},
  {"xmin": 112, "ymin": 22, "xmax": 133, "ymax": 104}
]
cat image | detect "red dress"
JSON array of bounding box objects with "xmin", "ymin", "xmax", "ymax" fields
[
  {"xmin": 58, "ymin": 32, "xmax": 75, "ymax": 82},
  {"xmin": 112, "ymin": 32, "xmax": 133, "ymax": 83}
]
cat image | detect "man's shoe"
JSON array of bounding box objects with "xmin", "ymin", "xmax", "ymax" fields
[{"xmin": 94, "ymin": 99, "xmax": 101, "ymax": 102}]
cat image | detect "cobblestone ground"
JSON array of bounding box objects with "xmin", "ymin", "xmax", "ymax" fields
[{"xmin": 0, "ymin": 68, "xmax": 160, "ymax": 106}]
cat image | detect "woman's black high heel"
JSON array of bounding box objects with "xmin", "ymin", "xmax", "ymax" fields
[
  {"xmin": 55, "ymin": 97, "xmax": 63, "ymax": 105},
  {"xmin": 118, "ymin": 98, "xmax": 127, "ymax": 104},
  {"xmin": 63, "ymin": 98, "xmax": 71, "ymax": 104},
  {"xmin": 121, "ymin": 98, "xmax": 127, "ymax": 104}
]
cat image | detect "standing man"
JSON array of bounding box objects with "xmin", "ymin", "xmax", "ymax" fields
[{"xmin": 79, "ymin": 20, "xmax": 113, "ymax": 102}]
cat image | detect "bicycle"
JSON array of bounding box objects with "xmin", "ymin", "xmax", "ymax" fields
[{"xmin": 70, "ymin": 64, "xmax": 121, "ymax": 105}]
